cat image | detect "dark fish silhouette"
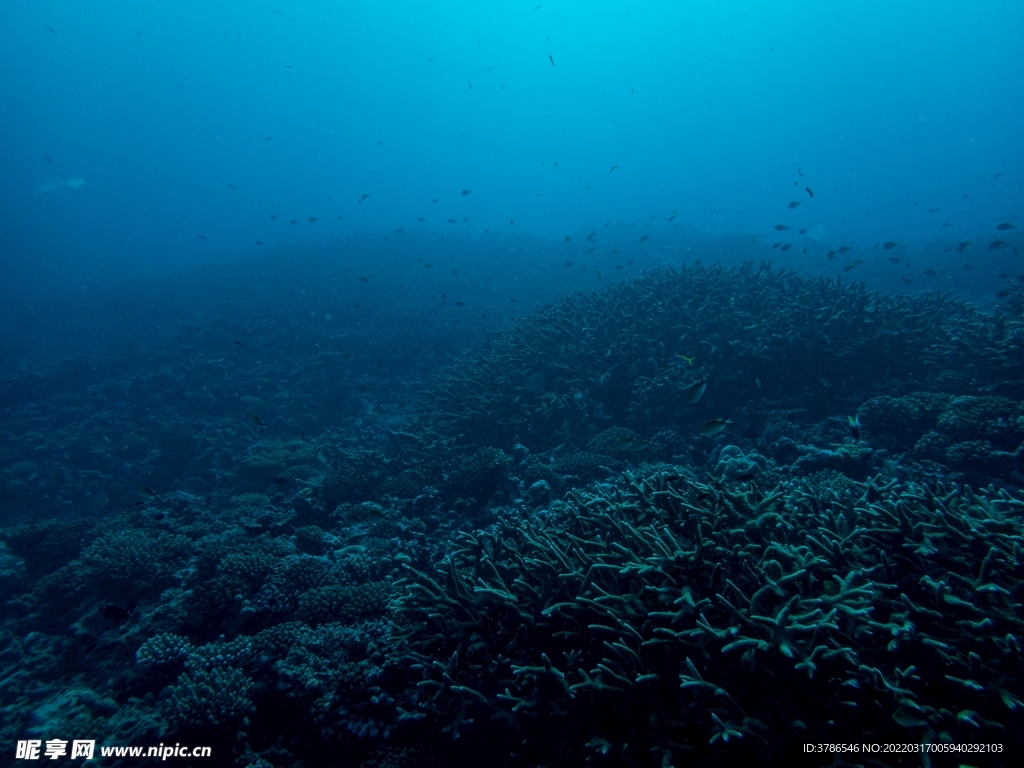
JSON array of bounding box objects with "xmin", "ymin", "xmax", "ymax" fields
[
  {"xmin": 44, "ymin": 24, "xmax": 57, "ymax": 35},
  {"xmin": 997, "ymin": 222, "xmax": 1015, "ymax": 231},
  {"xmin": 780, "ymin": 244, "xmax": 791, "ymax": 251},
  {"xmin": 461, "ymin": 189, "xmax": 471, "ymax": 196},
  {"xmin": 609, "ymin": 165, "xmax": 618, "ymax": 173},
  {"xmin": 799, "ymin": 228, "xmax": 806, "ymax": 234},
  {"xmin": 308, "ymin": 216, "xmax": 318, "ymax": 223},
  {"xmin": 510, "ymin": 219, "xmax": 515, "ymax": 225},
  {"xmin": 837, "ymin": 246, "xmax": 850, "ymax": 254},
  {"xmin": 887, "ymin": 256, "xmax": 900, "ymax": 264},
  {"xmin": 639, "ymin": 235, "xmax": 648, "ymax": 242},
  {"xmin": 827, "ymin": 251, "xmax": 836, "ymax": 260},
  {"xmin": 774, "ymin": 224, "xmax": 789, "ymax": 231},
  {"xmin": 44, "ymin": 153, "xmax": 53, "ymax": 165},
  {"xmin": 196, "ymin": 235, "xmax": 207, "ymax": 240},
  {"xmin": 805, "ymin": 187, "xmax": 814, "ymax": 198},
  {"xmin": 788, "ymin": 201, "xmax": 800, "ymax": 209},
  {"xmin": 564, "ymin": 235, "xmax": 572, "ymax": 242},
  {"xmin": 447, "ymin": 218, "xmax": 456, "ymax": 224},
  {"xmin": 359, "ymin": 193, "xmax": 369, "ymax": 204},
  {"xmin": 359, "ymin": 276, "xmax": 369, "ymax": 282},
  {"xmin": 549, "ymin": 54, "xmax": 555, "ymax": 66},
  {"xmin": 990, "ymin": 240, "xmax": 1008, "ymax": 250},
  {"xmin": 467, "ymin": 80, "xmax": 473, "ymax": 89},
  {"xmin": 882, "ymin": 241, "xmax": 898, "ymax": 250}
]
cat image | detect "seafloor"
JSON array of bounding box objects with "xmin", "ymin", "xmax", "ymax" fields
[{"xmin": 1, "ymin": 240, "xmax": 1022, "ymax": 767}]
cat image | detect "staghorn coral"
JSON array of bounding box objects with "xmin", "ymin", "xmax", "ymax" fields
[
  {"xmin": 415, "ymin": 264, "xmax": 1018, "ymax": 457},
  {"xmin": 389, "ymin": 465, "xmax": 1024, "ymax": 764}
]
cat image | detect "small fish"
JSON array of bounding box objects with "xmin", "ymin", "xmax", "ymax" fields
[
  {"xmin": 231, "ymin": 340, "xmax": 243, "ymax": 347},
  {"xmin": 842, "ymin": 263, "xmax": 857, "ymax": 272},
  {"xmin": 249, "ymin": 414, "xmax": 266, "ymax": 428},
  {"xmin": 417, "ymin": 217, "xmax": 425, "ymax": 221},
  {"xmin": 687, "ymin": 372, "xmax": 708, "ymax": 404},
  {"xmin": 549, "ymin": 54, "xmax": 555, "ymax": 66},
  {"xmin": 359, "ymin": 276, "xmax": 369, "ymax": 282},
  {"xmin": 609, "ymin": 165, "xmax": 618, "ymax": 173},
  {"xmin": 990, "ymin": 240, "xmax": 1007, "ymax": 250},
  {"xmin": 454, "ymin": 300, "xmax": 466, "ymax": 307},
  {"xmin": 264, "ymin": 136, "xmax": 272, "ymax": 141},
  {"xmin": 797, "ymin": 168, "xmax": 803, "ymax": 177},
  {"xmin": 955, "ymin": 241, "xmax": 970, "ymax": 253},
  {"xmin": 44, "ymin": 24, "xmax": 57, "ymax": 35},
  {"xmin": 563, "ymin": 261, "xmax": 573, "ymax": 267},
  {"xmin": 196, "ymin": 234, "xmax": 207, "ymax": 240},
  {"xmin": 900, "ymin": 277, "xmax": 911, "ymax": 284},
  {"xmin": 788, "ymin": 201, "xmax": 800, "ymax": 209},
  {"xmin": 848, "ymin": 415, "xmax": 861, "ymax": 441},
  {"xmin": 308, "ymin": 216, "xmax": 318, "ymax": 223},
  {"xmin": 139, "ymin": 486, "xmax": 157, "ymax": 498},
  {"xmin": 996, "ymin": 289, "xmax": 1011, "ymax": 299},
  {"xmin": 674, "ymin": 354, "xmax": 694, "ymax": 366},
  {"xmin": 44, "ymin": 152, "xmax": 53, "ymax": 165},
  {"xmin": 424, "ymin": 262, "xmax": 433, "ymax": 268},
  {"xmin": 467, "ymin": 80, "xmax": 473, "ymax": 89},
  {"xmin": 837, "ymin": 246, "xmax": 850, "ymax": 254},
  {"xmin": 462, "ymin": 217, "xmax": 468, "ymax": 223},
  {"xmin": 564, "ymin": 235, "xmax": 572, "ymax": 242},
  {"xmin": 359, "ymin": 193, "xmax": 369, "ymax": 204},
  {"xmin": 805, "ymin": 187, "xmax": 814, "ymax": 198},
  {"xmin": 827, "ymin": 250, "xmax": 836, "ymax": 260},
  {"xmin": 270, "ymin": 214, "xmax": 277, "ymax": 219},
  {"xmin": 780, "ymin": 244, "xmax": 791, "ymax": 251},
  {"xmin": 996, "ymin": 222, "xmax": 1014, "ymax": 231},
  {"xmin": 461, "ymin": 189, "xmax": 471, "ymax": 196},
  {"xmin": 772, "ymin": 243, "xmax": 780, "ymax": 249},
  {"xmin": 639, "ymin": 235, "xmax": 648, "ymax": 242},
  {"xmin": 700, "ymin": 418, "xmax": 731, "ymax": 437},
  {"xmin": 882, "ymin": 241, "xmax": 899, "ymax": 250},
  {"xmin": 887, "ymin": 256, "xmax": 900, "ymax": 264},
  {"xmin": 508, "ymin": 414, "xmax": 524, "ymax": 424},
  {"xmin": 510, "ymin": 219, "xmax": 515, "ymax": 225},
  {"xmin": 289, "ymin": 219, "xmax": 297, "ymax": 224},
  {"xmin": 922, "ymin": 269, "xmax": 937, "ymax": 276},
  {"xmin": 447, "ymin": 218, "xmax": 456, "ymax": 224}
]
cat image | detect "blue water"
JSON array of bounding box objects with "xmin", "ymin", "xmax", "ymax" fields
[{"xmin": 2, "ymin": 1, "xmax": 1020, "ymax": 301}]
